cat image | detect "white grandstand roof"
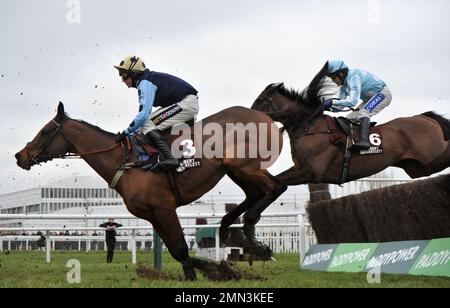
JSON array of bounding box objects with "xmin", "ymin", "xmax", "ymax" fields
[{"xmin": 41, "ymin": 176, "xmax": 108, "ymax": 189}]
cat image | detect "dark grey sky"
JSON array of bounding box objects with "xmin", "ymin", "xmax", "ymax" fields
[{"xmin": 1, "ymin": 0, "xmax": 449, "ymax": 195}]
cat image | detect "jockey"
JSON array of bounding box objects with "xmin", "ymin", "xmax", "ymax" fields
[
  {"xmin": 114, "ymin": 56, "xmax": 199, "ymax": 170},
  {"xmin": 322, "ymin": 59, "xmax": 392, "ymax": 149}
]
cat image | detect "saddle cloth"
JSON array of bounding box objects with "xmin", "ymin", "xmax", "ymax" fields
[
  {"xmin": 130, "ymin": 124, "xmax": 195, "ymax": 162},
  {"xmin": 127, "ymin": 121, "xmax": 202, "ymax": 173},
  {"xmin": 326, "ymin": 116, "xmax": 383, "ymax": 153}
]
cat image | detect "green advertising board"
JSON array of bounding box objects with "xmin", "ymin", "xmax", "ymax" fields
[
  {"xmin": 301, "ymin": 244, "xmax": 337, "ymax": 271},
  {"xmin": 409, "ymin": 238, "xmax": 450, "ymax": 277},
  {"xmin": 364, "ymin": 240, "xmax": 429, "ymax": 275},
  {"xmin": 301, "ymin": 238, "xmax": 450, "ymax": 278},
  {"xmin": 328, "ymin": 243, "xmax": 378, "ymax": 273}
]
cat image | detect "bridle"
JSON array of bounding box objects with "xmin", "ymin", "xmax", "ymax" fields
[
  {"xmin": 259, "ymin": 87, "xmax": 331, "ymax": 135},
  {"xmin": 31, "ymin": 119, "xmax": 67, "ymax": 165},
  {"xmin": 31, "ymin": 118, "xmax": 121, "ymax": 166},
  {"xmin": 258, "ymin": 87, "xmax": 292, "ymax": 120}
]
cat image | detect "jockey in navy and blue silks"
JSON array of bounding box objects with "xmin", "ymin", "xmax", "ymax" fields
[
  {"xmin": 123, "ymin": 70, "xmax": 198, "ymax": 135},
  {"xmin": 323, "ymin": 59, "xmax": 392, "ymax": 149},
  {"xmin": 114, "ymin": 56, "xmax": 199, "ymax": 171}
]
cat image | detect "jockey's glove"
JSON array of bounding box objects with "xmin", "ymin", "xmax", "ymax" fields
[
  {"xmin": 323, "ymin": 99, "xmax": 333, "ymax": 111},
  {"xmin": 115, "ymin": 131, "xmax": 128, "ymax": 144}
]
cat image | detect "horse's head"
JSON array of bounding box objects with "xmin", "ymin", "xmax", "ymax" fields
[
  {"xmin": 252, "ymin": 82, "xmax": 324, "ymax": 125},
  {"xmin": 251, "ymin": 83, "xmax": 302, "ymax": 120},
  {"xmin": 15, "ymin": 102, "xmax": 72, "ymax": 170}
]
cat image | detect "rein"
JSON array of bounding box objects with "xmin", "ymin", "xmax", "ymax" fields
[
  {"xmin": 305, "ymin": 126, "xmax": 335, "ymax": 136},
  {"xmin": 63, "ymin": 143, "xmax": 122, "ymax": 158},
  {"xmin": 35, "ymin": 118, "xmax": 130, "ymax": 189},
  {"xmin": 37, "ymin": 118, "xmax": 122, "ymax": 161}
]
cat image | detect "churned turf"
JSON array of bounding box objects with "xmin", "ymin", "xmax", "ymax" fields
[{"xmin": 0, "ymin": 250, "xmax": 448, "ymax": 288}]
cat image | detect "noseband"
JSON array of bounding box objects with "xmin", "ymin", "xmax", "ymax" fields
[
  {"xmin": 31, "ymin": 119, "xmax": 67, "ymax": 165},
  {"xmin": 30, "ymin": 118, "xmax": 122, "ymax": 166}
]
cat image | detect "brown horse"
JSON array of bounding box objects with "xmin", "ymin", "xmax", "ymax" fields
[
  {"xmin": 15, "ymin": 102, "xmax": 286, "ymax": 280},
  {"xmin": 251, "ymin": 82, "xmax": 450, "ymax": 186}
]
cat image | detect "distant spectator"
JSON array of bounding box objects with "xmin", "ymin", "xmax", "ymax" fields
[
  {"xmin": 99, "ymin": 218, "xmax": 123, "ymax": 263},
  {"xmin": 36, "ymin": 233, "xmax": 46, "ymax": 248}
]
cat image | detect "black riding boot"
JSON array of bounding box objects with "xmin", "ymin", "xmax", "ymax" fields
[
  {"xmin": 354, "ymin": 117, "xmax": 371, "ymax": 149},
  {"xmin": 145, "ymin": 130, "xmax": 179, "ymax": 171}
]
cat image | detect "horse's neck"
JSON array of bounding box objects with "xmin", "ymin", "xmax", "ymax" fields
[
  {"xmin": 64, "ymin": 120, "xmax": 123, "ymax": 185},
  {"xmin": 305, "ymin": 116, "xmax": 327, "ymax": 132},
  {"xmin": 287, "ymin": 115, "xmax": 326, "ymax": 138}
]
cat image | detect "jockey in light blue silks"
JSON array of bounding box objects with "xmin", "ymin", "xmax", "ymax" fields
[{"xmin": 322, "ymin": 59, "xmax": 392, "ymax": 149}]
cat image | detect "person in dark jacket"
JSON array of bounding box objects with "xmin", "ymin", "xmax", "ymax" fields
[{"xmin": 99, "ymin": 218, "xmax": 123, "ymax": 263}]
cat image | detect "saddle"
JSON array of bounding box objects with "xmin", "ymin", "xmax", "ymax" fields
[
  {"xmin": 325, "ymin": 116, "xmax": 383, "ymax": 185},
  {"xmin": 326, "ymin": 116, "xmax": 378, "ymax": 148},
  {"xmin": 127, "ymin": 119, "xmax": 200, "ymax": 173}
]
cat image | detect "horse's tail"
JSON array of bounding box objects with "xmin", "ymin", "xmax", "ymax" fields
[{"xmin": 422, "ymin": 111, "xmax": 450, "ymax": 141}]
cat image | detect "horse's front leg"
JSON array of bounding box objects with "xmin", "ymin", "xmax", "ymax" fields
[
  {"xmin": 219, "ymin": 197, "xmax": 252, "ymax": 245},
  {"xmin": 219, "ymin": 171, "xmax": 265, "ymax": 245},
  {"xmin": 143, "ymin": 207, "xmax": 197, "ymax": 281},
  {"xmin": 223, "ymin": 169, "xmax": 287, "ymax": 259},
  {"xmin": 241, "ymin": 177, "xmax": 287, "ymax": 259}
]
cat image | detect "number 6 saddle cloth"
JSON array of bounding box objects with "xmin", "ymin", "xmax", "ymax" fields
[{"xmin": 325, "ymin": 116, "xmax": 384, "ymax": 156}]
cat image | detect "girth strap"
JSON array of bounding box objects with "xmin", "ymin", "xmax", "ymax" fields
[
  {"xmin": 340, "ymin": 124, "xmax": 354, "ymax": 185},
  {"xmin": 167, "ymin": 171, "xmax": 182, "ymax": 208},
  {"xmin": 109, "ymin": 169, "xmax": 125, "ymax": 189}
]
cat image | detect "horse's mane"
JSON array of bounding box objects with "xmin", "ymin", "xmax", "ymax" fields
[
  {"xmin": 277, "ymin": 62, "xmax": 329, "ymax": 107},
  {"xmin": 277, "ymin": 85, "xmax": 304, "ymax": 103},
  {"xmin": 65, "ymin": 113, "xmax": 116, "ymax": 138},
  {"xmin": 305, "ymin": 62, "xmax": 329, "ymax": 105},
  {"xmin": 77, "ymin": 120, "xmax": 117, "ymax": 138},
  {"xmin": 275, "ymin": 63, "xmax": 330, "ymax": 131}
]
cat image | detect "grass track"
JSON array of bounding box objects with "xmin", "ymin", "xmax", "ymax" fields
[{"xmin": 0, "ymin": 251, "xmax": 448, "ymax": 288}]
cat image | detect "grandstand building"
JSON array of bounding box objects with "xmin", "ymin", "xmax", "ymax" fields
[
  {"xmin": 0, "ymin": 177, "xmax": 122, "ymax": 215},
  {"xmin": 0, "ymin": 176, "xmax": 307, "ymax": 230}
]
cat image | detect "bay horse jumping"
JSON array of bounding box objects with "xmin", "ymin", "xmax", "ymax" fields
[
  {"xmin": 251, "ymin": 75, "xmax": 450, "ymax": 186},
  {"xmin": 15, "ymin": 102, "xmax": 286, "ymax": 280}
]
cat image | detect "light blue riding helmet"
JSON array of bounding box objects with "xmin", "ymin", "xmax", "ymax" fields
[{"xmin": 327, "ymin": 59, "xmax": 349, "ymax": 76}]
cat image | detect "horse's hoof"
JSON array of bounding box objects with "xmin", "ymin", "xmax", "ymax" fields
[
  {"xmin": 243, "ymin": 240, "xmax": 273, "ymax": 260},
  {"xmin": 185, "ymin": 272, "xmax": 197, "ymax": 281}
]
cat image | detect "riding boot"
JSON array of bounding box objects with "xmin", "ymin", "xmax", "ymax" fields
[
  {"xmin": 354, "ymin": 117, "xmax": 371, "ymax": 149},
  {"xmin": 145, "ymin": 130, "xmax": 179, "ymax": 171}
]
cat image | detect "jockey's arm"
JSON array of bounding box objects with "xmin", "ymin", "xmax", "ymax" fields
[
  {"xmin": 333, "ymin": 73, "xmax": 361, "ymax": 108},
  {"xmin": 124, "ymin": 80, "xmax": 157, "ymax": 134}
]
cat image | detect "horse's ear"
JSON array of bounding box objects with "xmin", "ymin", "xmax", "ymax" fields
[
  {"xmin": 269, "ymin": 82, "xmax": 284, "ymax": 93},
  {"xmin": 275, "ymin": 82, "xmax": 284, "ymax": 90},
  {"xmin": 56, "ymin": 101, "xmax": 65, "ymax": 121}
]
